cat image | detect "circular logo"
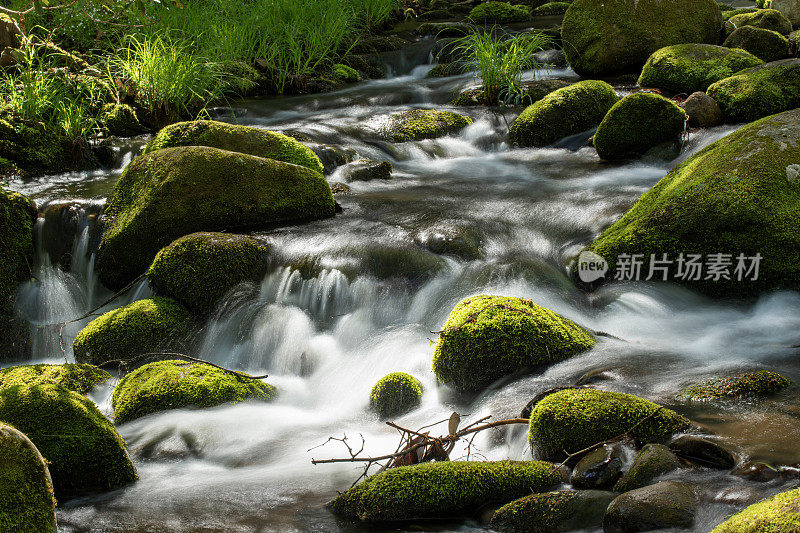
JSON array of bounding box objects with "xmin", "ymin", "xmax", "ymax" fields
[{"xmin": 577, "ymin": 251, "xmax": 609, "ymax": 283}]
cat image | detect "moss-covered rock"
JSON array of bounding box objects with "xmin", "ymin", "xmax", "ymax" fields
[
  {"xmin": 96, "ymin": 146, "xmax": 335, "ymax": 289},
  {"xmin": 561, "ymin": 0, "xmax": 723, "ymax": 77},
  {"xmin": 723, "ymin": 26, "xmax": 791, "ymax": 62},
  {"xmin": 723, "ymin": 7, "xmax": 759, "ymax": 21},
  {"xmin": 593, "ymin": 92, "xmax": 686, "ymax": 161},
  {"xmin": 72, "ymin": 297, "xmax": 194, "ymax": 368},
  {"xmin": 146, "ymin": 232, "xmax": 271, "ymax": 315},
  {"xmin": 528, "ymin": 388, "xmax": 691, "ymax": 460},
  {"xmin": 112, "ymin": 359, "xmax": 277, "ymax": 424},
  {"xmin": 142, "ymin": 120, "xmax": 324, "ymax": 175},
  {"xmin": 638, "ymin": 44, "xmax": 763, "ymax": 94},
  {"xmin": 604, "ymin": 481, "xmax": 697, "ymax": 532},
  {"xmin": 579, "ymin": 108, "xmax": 800, "ymax": 297},
  {"xmin": 0, "ymin": 13, "xmax": 23, "ymax": 49},
  {"xmin": 427, "ymin": 62, "xmax": 464, "ymax": 78},
  {"xmin": 432, "ymin": 295, "xmax": 594, "ymax": 393},
  {"xmin": 0, "ymin": 364, "xmax": 110, "ymax": 394},
  {"xmin": 533, "ymin": 2, "xmax": 571, "ymax": 16},
  {"xmin": 677, "ymin": 370, "xmax": 791, "ymax": 401},
  {"xmin": 0, "ymin": 384, "xmax": 137, "ymax": 500},
  {"xmin": 101, "ymin": 103, "xmax": 144, "ymax": 137},
  {"xmin": 613, "ymin": 443, "xmax": 681, "ymax": 492},
  {"xmin": 369, "ymin": 372, "xmax": 423, "ymax": 419},
  {"xmin": 332, "ymin": 63, "xmax": 361, "ymax": 84},
  {"xmin": 382, "ymin": 109, "xmax": 472, "ymax": 142},
  {"xmin": 0, "ymin": 423, "xmax": 57, "ymax": 533},
  {"xmin": 0, "ymin": 110, "xmax": 68, "ymax": 177},
  {"xmin": 328, "ymin": 460, "xmax": 562, "ymax": 523},
  {"xmin": 490, "ymin": 490, "xmax": 616, "ymax": 533},
  {"xmin": 711, "ymin": 486, "xmax": 800, "ymax": 532},
  {"xmin": 469, "ymin": 2, "xmax": 530, "ymax": 23},
  {"xmin": 508, "ymin": 80, "xmax": 618, "ymax": 147},
  {"xmin": 725, "ymin": 9, "xmax": 793, "ymax": 36}
]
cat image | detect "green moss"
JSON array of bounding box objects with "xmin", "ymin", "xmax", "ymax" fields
[
  {"xmin": 0, "ymin": 364, "xmax": 110, "ymax": 394},
  {"xmin": 726, "ymin": 9, "xmax": 792, "ymax": 36},
  {"xmin": 112, "ymin": 359, "xmax": 277, "ymax": 424},
  {"xmin": 508, "ymin": 80, "xmax": 618, "ymax": 147},
  {"xmin": 332, "ymin": 63, "xmax": 361, "ymax": 83},
  {"xmin": 96, "ymin": 146, "xmax": 335, "ymax": 289},
  {"xmin": 72, "ymin": 297, "xmax": 193, "ymax": 368},
  {"xmin": 490, "ymin": 490, "xmax": 616, "ymax": 533},
  {"xmin": 528, "ymin": 388, "xmax": 691, "ymax": 460},
  {"xmin": 102, "ymin": 103, "xmax": 143, "ymax": 137},
  {"xmin": 678, "ymin": 370, "xmax": 791, "ymax": 401},
  {"xmin": 723, "ymin": 7, "xmax": 759, "ymax": 21},
  {"xmin": 432, "ymin": 295, "xmax": 594, "ymax": 393},
  {"xmin": 594, "ymin": 93, "xmax": 686, "ymax": 161},
  {"xmin": 369, "ymin": 372, "xmax": 423, "ymax": 419},
  {"xmin": 533, "ymin": 2, "xmax": 571, "ymax": 16},
  {"xmin": 0, "ymin": 384, "xmax": 137, "ymax": 501},
  {"xmin": 328, "ymin": 460, "xmax": 562, "ymax": 523},
  {"xmin": 723, "ymin": 26, "xmax": 790, "ymax": 63},
  {"xmin": 142, "ymin": 120, "xmax": 324, "ymax": 175},
  {"xmin": 383, "ymin": 109, "xmax": 472, "ymax": 142},
  {"xmin": 613, "ymin": 443, "xmax": 681, "ymax": 492},
  {"xmin": 469, "ymin": 2, "xmax": 530, "ymax": 23},
  {"xmin": 561, "ymin": 0, "xmax": 723, "ymax": 77},
  {"xmin": 638, "ymin": 44, "xmax": 763, "ymax": 94},
  {"xmin": 712, "ymin": 487, "xmax": 800, "ymax": 532},
  {"xmin": 0, "ymin": 109, "xmax": 70, "ymax": 177},
  {"xmin": 582, "ymin": 108, "xmax": 800, "ymax": 296},
  {"xmin": 147, "ymin": 232, "xmax": 270, "ymax": 315},
  {"xmin": 0, "ymin": 423, "xmax": 57, "ymax": 533}
]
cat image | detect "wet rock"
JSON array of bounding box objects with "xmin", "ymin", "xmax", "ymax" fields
[
  {"xmin": 0, "ymin": 13, "xmax": 23, "ymax": 49},
  {"xmin": 328, "ymin": 461, "xmax": 561, "ymax": 523},
  {"xmin": 341, "ymin": 159, "xmax": 393, "ymax": 182},
  {"xmin": 614, "ymin": 443, "xmax": 681, "ymax": 493},
  {"xmin": 414, "ymin": 223, "xmax": 482, "ymax": 260},
  {"xmin": 381, "ymin": 109, "xmax": 472, "ymax": 142},
  {"xmin": 533, "ymin": 49, "xmax": 568, "ymax": 68},
  {"xmin": 0, "ymin": 363, "xmax": 110, "ymax": 394},
  {"xmin": 306, "ymin": 143, "xmax": 357, "ymax": 174},
  {"xmin": 681, "ymin": 92, "xmax": 724, "ymax": 128},
  {"xmin": 102, "ymin": 103, "xmax": 145, "ymax": 137},
  {"xmin": 432, "ymin": 296, "xmax": 595, "ymax": 393},
  {"xmin": 571, "ymin": 444, "xmax": 624, "ymax": 489},
  {"xmin": 491, "ymin": 490, "xmax": 616, "ymax": 533},
  {"xmin": 528, "ymin": 388, "xmax": 691, "ymax": 461},
  {"xmin": 330, "ymin": 182, "xmax": 352, "ymax": 195},
  {"xmin": 677, "ymin": 370, "xmax": 791, "ymax": 401},
  {"xmin": 469, "ymin": 2, "xmax": 530, "ymax": 23},
  {"xmin": 668, "ymin": 435, "xmax": 737, "ymax": 469},
  {"xmin": 575, "ymin": 368, "xmax": 617, "ymax": 386},
  {"xmin": 369, "ymin": 372, "xmax": 423, "ymax": 419},
  {"xmin": 604, "ymin": 481, "xmax": 697, "ymax": 532},
  {"xmin": 724, "ymin": 26, "xmax": 791, "ymax": 63},
  {"xmin": 0, "ymin": 423, "xmax": 57, "ymax": 532},
  {"xmin": 330, "ymin": 243, "xmax": 447, "ymax": 283},
  {"xmin": 38, "ymin": 200, "xmax": 103, "ymax": 269},
  {"xmin": 772, "ymin": 0, "xmax": 800, "ymax": 26},
  {"xmin": 593, "ymin": 92, "xmax": 687, "ymax": 161},
  {"xmin": 731, "ymin": 460, "xmax": 799, "ymax": 482},
  {"xmin": 711, "ymin": 486, "xmax": 800, "ymax": 531},
  {"xmin": 725, "ymin": 8, "xmax": 793, "ymax": 36}
]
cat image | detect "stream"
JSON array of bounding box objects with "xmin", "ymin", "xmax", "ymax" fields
[{"xmin": 5, "ymin": 38, "xmax": 800, "ymax": 533}]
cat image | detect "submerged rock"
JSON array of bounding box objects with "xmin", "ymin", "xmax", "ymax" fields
[
  {"xmin": 570, "ymin": 444, "xmax": 624, "ymax": 489},
  {"xmin": 368, "ymin": 372, "xmax": 423, "ymax": 419},
  {"xmin": 724, "ymin": 26, "xmax": 791, "ymax": 62},
  {"xmin": 432, "ymin": 295, "xmax": 595, "ymax": 393},
  {"xmin": 382, "ymin": 109, "xmax": 472, "ymax": 142},
  {"xmin": 112, "ymin": 360, "xmax": 277, "ymax": 424},
  {"xmin": 0, "ymin": 363, "xmax": 110, "ymax": 394},
  {"xmin": 469, "ymin": 2, "xmax": 530, "ymax": 23},
  {"xmin": 604, "ymin": 481, "xmax": 697, "ymax": 532},
  {"xmin": 614, "ymin": 443, "xmax": 681, "ymax": 493},
  {"xmin": 490, "ymin": 490, "xmax": 616, "ymax": 533},
  {"xmin": 725, "ymin": 8, "xmax": 793, "ymax": 36},
  {"xmin": 678, "ymin": 370, "xmax": 791, "ymax": 401},
  {"xmin": 668, "ymin": 435, "xmax": 737, "ymax": 469},
  {"xmin": 681, "ymin": 91, "xmax": 724, "ymax": 128},
  {"xmin": 414, "ymin": 223, "xmax": 483, "ymax": 260},
  {"xmin": 328, "ymin": 460, "xmax": 561, "ymax": 523},
  {"xmin": 711, "ymin": 486, "xmax": 800, "ymax": 531}
]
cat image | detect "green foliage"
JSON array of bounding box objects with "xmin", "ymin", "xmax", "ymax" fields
[
  {"xmin": 369, "ymin": 372, "xmax": 423, "ymax": 418},
  {"xmin": 711, "ymin": 487, "xmax": 800, "ymax": 532},
  {"xmin": 678, "ymin": 370, "xmax": 791, "ymax": 401},
  {"xmin": 0, "ymin": 364, "xmax": 110, "ymax": 394}
]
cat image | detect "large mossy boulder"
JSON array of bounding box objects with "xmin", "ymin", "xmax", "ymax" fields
[
  {"xmin": 604, "ymin": 481, "xmax": 697, "ymax": 532},
  {"xmin": 0, "ymin": 423, "xmax": 57, "ymax": 533},
  {"xmin": 490, "ymin": 490, "xmax": 616, "ymax": 533},
  {"xmin": 561, "ymin": 0, "xmax": 723, "ymax": 77},
  {"xmin": 772, "ymin": 0, "xmax": 800, "ymax": 26},
  {"xmin": 528, "ymin": 388, "xmax": 691, "ymax": 461},
  {"xmin": 638, "ymin": 44, "xmax": 763, "ymax": 94},
  {"xmin": 0, "ymin": 187, "xmax": 36, "ymax": 362},
  {"xmin": 432, "ymin": 295, "xmax": 595, "ymax": 393},
  {"xmin": 382, "ymin": 109, "xmax": 472, "ymax": 142},
  {"xmin": 593, "ymin": 93, "xmax": 687, "ymax": 161},
  {"xmin": 72, "ymin": 297, "xmax": 194, "ymax": 368},
  {"xmin": 507, "ymin": 80, "xmax": 618, "ymax": 147},
  {"xmin": 0, "ymin": 384, "xmax": 137, "ymax": 500},
  {"xmin": 723, "ymin": 26, "xmax": 791, "ymax": 62},
  {"xmin": 711, "ymin": 486, "xmax": 800, "ymax": 532},
  {"xmin": 112, "ymin": 360, "xmax": 277, "ymax": 424},
  {"xmin": 469, "ymin": 1, "xmax": 530, "ymax": 23},
  {"xmin": 725, "ymin": 9, "xmax": 793, "ymax": 36},
  {"xmin": 369, "ymin": 372, "xmax": 423, "ymax": 419},
  {"xmin": 579, "ymin": 108, "xmax": 800, "ymax": 297},
  {"xmin": 328, "ymin": 461, "xmax": 562, "ymax": 523},
  {"xmin": 146, "ymin": 232, "xmax": 271, "ymax": 315},
  {"xmin": 142, "ymin": 120, "xmax": 324, "ymax": 175},
  {"xmin": 677, "ymin": 370, "xmax": 791, "ymax": 401},
  {"xmin": 0, "ymin": 364, "xmax": 110, "ymax": 394},
  {"xmin": 707, "ymin": 59, "xmax": 800, "ymax": 123},
  {"xmin": 96, "ymin": 146, "xmax": 335, "ymax": 290}
]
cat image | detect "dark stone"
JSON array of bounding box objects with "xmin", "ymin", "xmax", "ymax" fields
[
  {"xmin": 491, "ymin": 490, "xmax": 616, "ymax": 533},
  {"xmin": 341, "ymin": 159, "xmax": 393, "ymax": 182},
  {"xmin": 604, "ymin": 481, "xmax": 697, "ymax": 533},
  {"xmin": 571, "ymin": 444, "xmax": 625, "ymax": 490},
  {"xmin": 668, "ymin": 435, "xmax": 737, "ymax": 469},
  {"xmin": 614, "ymin": 443, "xmax": 681, "ymax": 493},
  {"xmin": 681, "ymin": 91, "xmax": 724, "ymax": 128}
]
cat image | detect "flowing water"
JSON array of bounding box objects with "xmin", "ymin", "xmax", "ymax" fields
[{"xmin": 5, "ymin": 41, "xmax": 800, "ymax": 532}]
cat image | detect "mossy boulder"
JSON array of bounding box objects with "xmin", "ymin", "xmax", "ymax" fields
[
  {"xmin": 490, "ymin": 490, "xmax": 616, "ymax": 533},
  {"xmin": 112, "ymin": 360, "xmax": 277, "ymax": 424},
  {"xmin": 570, "ymin": 444, "xmax": 624, "ymax": 489},
  {"xmin": 469, "ymin": 2, "xmax": 530, "ymax": 23},
  {"xmin": 146, "ymin": 232, "xmax": 271, "ymax": 315},
  {"xmin": 613, "ymin": 443, "xmax": 681, "ymax": 492},
  {"xmin": 328, "ymin": 460, "xmax": 562, "ymax": 523},
  {"xmin": 561, "ymin": 0, "xmax": 723, "ymax": 77},
  {"xmin": 508, "ymin": 80, "xmax": 618, "ymax": 147},
  {"xmin": 96, "ymin": 146, "xmax": 335, "ymax": 289},
  {"xmin": 142, "ymin": 120, "xmax": 324, "ymax": 174},
  {"xmin": 382, "ymin": 109, "xmax": 472, "ymax": 142},
  {"xmin": 579, "ymin": 108, "xmax": 800, "ymax": 296},
  {"xmin": 0, "ymin": 364, "xmax": 110, "ymax": 394},
  {"xmin": 638, "ymin": 44, "xmax": 763, "ymax": 94},
  {"xmin": 677, "ymin": 370, "xmax": 791, "ymax": 401},
  {"xmin": 341, "ymin": 159, "xmax": 393, "ymax": 182},
  {"xmin": 604, "ymin": 481, "xmax": 697, "ymax": 532},
  {"xmin": 0, "ymin": 423, "xmax": 57, "ymax": 533},
  {"xmin": 711, "ymin": 486, "xmax": 800, "ymax": 532},
  {"xmin": 723, "ymin": 7, "xmax": 759, "ymax": 21},
  {"xmin": 528, "ymin": 388, "xmax": 691, "ymax": 460},
  {"xmin": 432, "ymin": 295, "xmax": 595, "ymax": 393},
  {"xmin": 593, "ymin": 93, "xmax": 687, "ymax": 161},
  {"xmin": 368, "ymin": 372, "xmax": 423, "ymax": 419},
  {"xmin": 0, "ymin": 384, "xmax": 137, "ymax": 500},
  {"xmin": 723, "ymin": 26, "xmax": 790, "ymax": 62},
  {"xmin": 725, "ymin": 9, "xmax": 793, "ymax": 36},
  {"xmin": 332, "ymin": 63, "xmax": 361, "ymax": 84},
  {"xmin": 102, "ymin": 103, "xmax": 144, "ymax": 137},
  {"xmin": 72, "ymin": 297, "xmax": 194, "ymax": 368},
  {"xmin": 533, "ymin": 2, "xmax": 571, "ymax": 16}
]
